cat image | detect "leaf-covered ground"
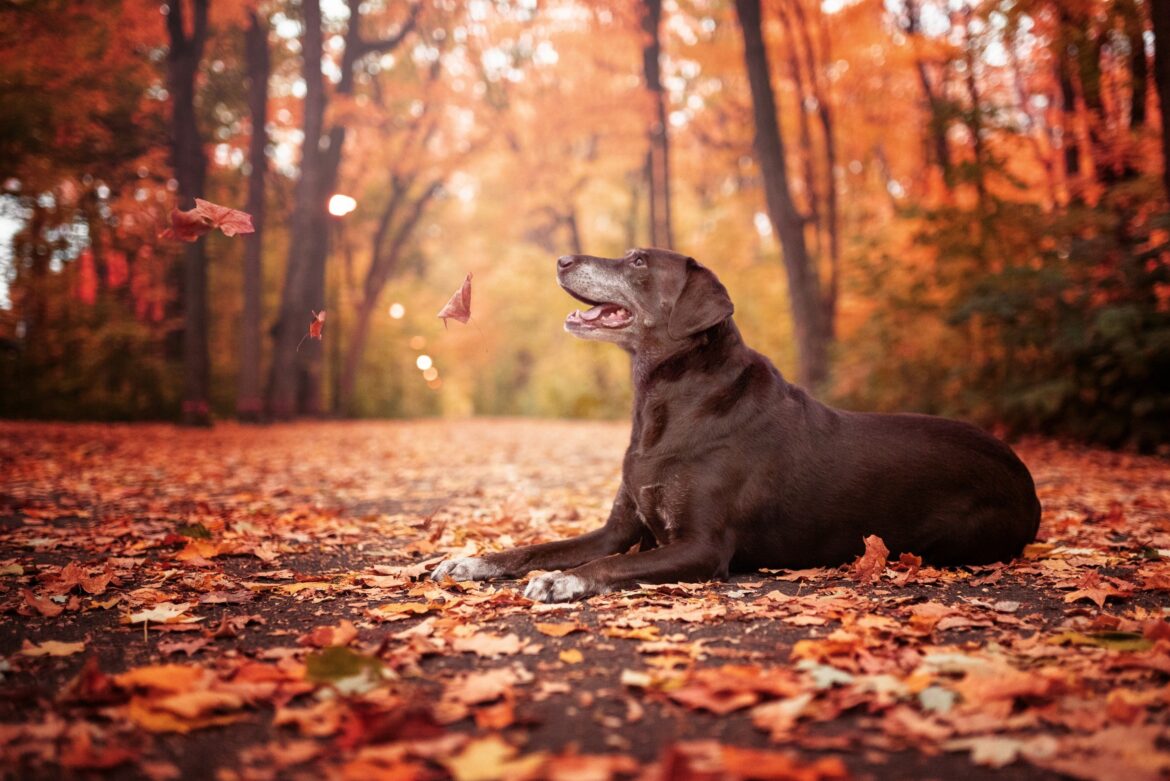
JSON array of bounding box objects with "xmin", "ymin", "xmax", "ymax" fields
[{"xmin": 1, "ymin": 420, "xmax": 1169, "ymax": 781}]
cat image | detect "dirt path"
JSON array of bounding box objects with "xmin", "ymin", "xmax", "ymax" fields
[{"xmin": 1, "ymin": 420, "xmax": 1168, "ymax": 780}]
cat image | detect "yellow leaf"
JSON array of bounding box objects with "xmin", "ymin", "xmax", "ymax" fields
[
  {"xmin": 152, "ymin": 690, "xmax": 245, "ymax": 719},
  {"xmin": 535, "ymin": 622, "xmax": 583, "ymax": 638},
  {"xmin": 125, "ymin": 602, "xmax": 194, "ymax": 624},
  {"xmin": 559, "ymin": 649, "xmax": 584, "ymax": 664},
  {"xmin": 126, "ymin": 698, "xmax": 244, "ymax": 734},
  {"xmin": 175, "ymin": 540, "xmax": 222, "ymax": 561},
  {"xmin": 372, "ymin": 602, "xmax": 434, "ymax": 620},
  {"xmin": 440, "ymin": 736, "xmax": 544, "ymax": 781},
  {"xmin": 603, "ymin": 626, "xmax": 660, "ymax": 641},
  {"xmin": 20, "ymin": 639, "xmax": 86, "ymax": 657},
  {"xmin": 452, "ymin": 632, "xmax": 524, "ymax": 658},
  {"xmin": 115, "ymin": 664, "xmax": 207, "ymax": 693},
  {"xmin": 276, "ymin": 581, "xmax": 333, "ymax": 594}
]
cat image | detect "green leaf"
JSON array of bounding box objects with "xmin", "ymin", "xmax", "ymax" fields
[
  {"xmin": 177, "ymin": 523, "xmax": 212, "ymax": 540},
  {"xmin": 304, "ymin": 646, "xmax": 384, "ymax": 684}
]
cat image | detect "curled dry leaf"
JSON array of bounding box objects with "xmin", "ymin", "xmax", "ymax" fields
[
  {"xmin": 298, "ymin": 619, "xmax": 358, "ymax": 648},
  {"xmin": 894, "ymin": 551, "xmax": 923, "ymax": 585},
  {"xmin": 437, "ymin": 272, "xmax": 472, "ymax": 327},
  {"xmin": 23, "ymin": 588, "xmax": 64, "ymax": 617},
  {"xmin": 850, "ymin": 534, "xmax": 890, "ymax": 584}
]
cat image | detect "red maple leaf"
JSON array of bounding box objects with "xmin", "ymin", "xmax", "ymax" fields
[
  {"xmin": 437, "ymin": 273, "xmax": 472, "ymax": 327},
  {"xmin": 192, "ymin": 198, "xmax": 254, "ymax": 237},
  {"xmin": 159, "ymin": 208, "xmax": 209, "ymax": 242},
  {"xmin": 160, "ymin": 198, "xmax": 255, "ymax": 242},
  {"xmin": 297, "ymin": 310, "xmax": 326, "ymax": 352}
]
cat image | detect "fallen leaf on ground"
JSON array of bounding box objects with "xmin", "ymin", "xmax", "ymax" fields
[
  {"xmin": 558, "ymin": 649, "xmax": 583, "ymax": 665},
  {"xmin": 299, "ymin": 619, "xmax": 359, "ymax": 648},
  {"xmin": 126, "ymin": 602, "xmax": 195, "ymax": 625},
  {"xmin": 21, "ymin": 639, "xmax": 86, "ymax": 657},
  {"xmin": 23, "ymin": 589, "xmax": 64, "ymax": 617},
  {"xmin": 849, "ymin": 534, "xmax": 889, "ymax": 583},
  {"xmin": 452, "ymin": 632, "xmax": 525, "ymax": 658},
  {"xmin": 534, "ymin": 622, "xmax": 584, "ymax": 638},
  {"xmin": 440, "ymin": 735, "xmax": 543, "ymax": 781}
]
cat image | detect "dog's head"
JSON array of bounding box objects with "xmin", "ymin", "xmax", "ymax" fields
[{"xmin": 557, "ymin": 248, "xmax": 734, "ymax": 351}]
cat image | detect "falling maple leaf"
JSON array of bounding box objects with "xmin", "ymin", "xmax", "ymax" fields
[
  {"xmin": 849, "ymin": 534, "xmax": 890, "ymax": 584},
  {"xmin": 437, "ymin": 272, "xmax": 472, "ymax": 327},
  {"xmin": 160, "ymin": 198, "xmax": 255, "ymax": 242},
  {"xmin": 297, "ymin": 310, "xmax": 326, "ymax": 352}
]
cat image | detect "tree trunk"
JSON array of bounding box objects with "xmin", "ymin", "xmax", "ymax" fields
[
  {"xmin": 166, "ymin": 0, "xmax": 211, "ymax": 427},
  {"xmin": 338, "ymin": 295, "xmax": 377, "ymax": 416},
  {"xmin": 268, "ymin": 0, "xmax": 324, "ymax": 419},
  {"xmin": 267, "ymin": 0, "xmax": 416, "ymax": 417},
  {"xmin": 904, "ymin": 0, "xmax": 953, "ymax": 191},
  {"xmin": 641, "ymin": 0, "xmax": 673, "ymax": 249},
  {"xmin": 794, "ymin": 0, "xmax": 840, "ymax": 332},
  {"xmin": 960, "ymin": 9, "xmax": 989, "ymax": 214},
  {"xmin": 1154, "ymin": 0, "xmax": 1170, "ymax": 201},
  {"xmin": 1123, "ymin": 0, "xmax": 1148, "ymax": 128},
  {"xmin": 1057, "ymin": 53, "xmax": 1081, "ymax": 180},
  {"xmin": 734, "ymin": 0, "xmax": 830, "ymax": 388},
  {"xmin": 777, "ymin": 0, "xmax": 821, "ymax": 261},
  {"xmin": 338, "ymin": 179, "xmax": 440, "ymax": 413},
  {"xmin": 237, "ymin": 10, "xmax": 268, "ymax": 422}
]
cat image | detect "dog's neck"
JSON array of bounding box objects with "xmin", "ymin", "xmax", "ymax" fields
[{"xmin": 631, "ymin": 318, "xmax": 755, "ymax": 394}]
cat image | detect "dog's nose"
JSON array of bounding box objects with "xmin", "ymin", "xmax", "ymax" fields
[{"xmin": 557, "ymin": 255, "xmax": 576, "ymax": 270}]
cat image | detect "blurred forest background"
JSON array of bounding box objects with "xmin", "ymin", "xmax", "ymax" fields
[{"xmin": 1, "ymin": 0, "xmax": 1169, "ymax": 449}]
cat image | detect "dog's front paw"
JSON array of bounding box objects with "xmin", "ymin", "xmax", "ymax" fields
[
  {"xmin": 430, "ymin": 557, "xmax": 504, "ymax": 583},
  {"xmin": 523, "ymin": 571, "xmax": 591, "ymax": 603}
]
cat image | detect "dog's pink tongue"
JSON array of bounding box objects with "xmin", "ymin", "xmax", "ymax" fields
[{"xmin": 580, "ymin": 305, "xmax": 606, "ymax": 321}]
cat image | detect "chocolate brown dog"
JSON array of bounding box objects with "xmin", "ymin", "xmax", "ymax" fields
[{"xmin": 432, "ymin": 248, "xmax": 1041, "ymax": 602}]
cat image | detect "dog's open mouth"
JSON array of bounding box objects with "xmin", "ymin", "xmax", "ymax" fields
[
  {"xmin": 560, "ymin": 278, "xmax": 634, "ymax": 331},
  {"xmin": 565, "ymin": 301, "xmax": 633, "ymax": 329}
]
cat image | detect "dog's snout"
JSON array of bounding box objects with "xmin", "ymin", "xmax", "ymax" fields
[{"xmin": 557, "ymin": 255, "xmax": 576, "ymax": 271}]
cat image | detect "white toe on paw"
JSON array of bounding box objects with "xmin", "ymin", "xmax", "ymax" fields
[
  {"xmin": 523, "ymin": 571, "xmax": 590, "ymax": 603},
  {"xmin": 430, "ymin": 557, "xmax": 503, "ymax": 582}
]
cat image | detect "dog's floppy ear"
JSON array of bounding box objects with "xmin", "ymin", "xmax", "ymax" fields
[{"xmin": 667, "ymin": 259, "xmax": 734, "ymax": 339}]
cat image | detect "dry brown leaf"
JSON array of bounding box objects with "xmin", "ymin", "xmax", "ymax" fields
[{"xmin": 849, "ymin": 534, "xmax": 890, "ymax": 583}]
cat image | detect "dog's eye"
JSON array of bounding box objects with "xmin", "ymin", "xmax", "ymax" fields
[{"xmin": 630, "ymin": 255, "xmax": 646, "ymax": 268}]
